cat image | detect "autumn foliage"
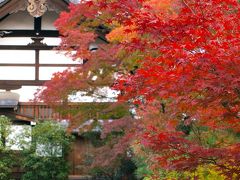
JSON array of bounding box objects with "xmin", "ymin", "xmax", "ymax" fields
[{"xmin": 36, "ymin": 0, "xmax": 240, "ymax": 178}]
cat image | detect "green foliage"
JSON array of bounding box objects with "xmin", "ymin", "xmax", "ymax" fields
[
  {"xmin": 82, "ymin": 131, "xmax": 105, "ymax": 147},
  {"xmin": 133, "ymin": 147, "xmax": 183, "ymax": 180},
  {"xmin": 133, "ymin": 157, "xmax": 152, "ymax": 179},
  {"xmin": 90, "ymin": 167, "xmax": 113, "ymax": 180},
  {"xmin": 133, "ymin": 164, "xmax": 226, "ymax": 180},
  {"xmin": 57, "ymin": 103, "xmax": 110, "ymax": 118},
  {"xmin": 0, "ymin": 115, "xmax": 11, "ymax": 148},
  {"xmin": 100, "ymin": 104, "xmax": 129, "ymax": 120},
  {"xmin": 22, "ymin": 121, "xmax": 73, "ymax": 180},
  {"xmin": 183, "ymin": 165, "xmax": 226, "ymax": 180},
  {"xmin": 0, "ymin": 151, "xmax": 15, "ymax": 180},
  {"xmin": 176, "ymin": 121, "xmax": 192, "ymax": 135},
  {"xmin": 118, "ymin": 50, "xmax": 142, "ymax": 71},
  {"xmin": 57, "ymin": 103, "xmax": 129, "ymax": 121},
  {"xmin": 157, "ymin": 169, "xmax": 185, "ymax": 179},
  {"xmin": 90, "ymin": 158, "xmax": 137, "ymax": 180},
  {"xmin": 0, "ymin": 115, "xmax": 15, "ymax": 180},
  {"xmin": 184, "ymin": 123, "xmax": 240, "ymax": 149},
  {"xmin": 114, "ymin": 158, "xmax": 137, "ymax": 180}
]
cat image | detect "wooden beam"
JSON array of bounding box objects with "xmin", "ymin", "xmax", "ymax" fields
[
  {"xmin": 0, "ymin": 0, "xmax": 69, "ymax": 20},
  {"xmin": 0, "ymin": 13, "xmax": 10, "ymax": 22},
  {"xmin": 0, "ymin": 45, "xmax": 56, "ymax": 50},
  {"xmin": 34, "ymin": 17, "xmax": 42, "ymax": 34},
  {"xmin": 0, "ymin": 0, "xmax": 23, "ymax": 19},
  {"xmin": 0, "ymin": 80, "xmax": 47, "ymax": 86},
  {"xmin": 49, "ymin": 0, "xmax": 69, "ymax": 11},
  {"xmin": 0, "ymin": 30, "xmax": 59, "ymax": 37},
  {"xmin": 0, "ymin": 80, "xmax": 47, "ymax": 90},
  {"xmin": 35, "ymin": 50, "xmax": 39, "ymax": 80},
  {"xmin": 0, "ymin": 64, "xmax": 80, "ymax": 67}
]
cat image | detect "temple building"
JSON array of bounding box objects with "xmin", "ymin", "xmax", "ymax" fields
[{"xmin": 0, "ymin": 1, "xmax": 97, "ymax": 179}]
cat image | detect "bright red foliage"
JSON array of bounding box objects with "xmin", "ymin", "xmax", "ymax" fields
[
  {"xmin": 113, "ymin": 0, "xmax": 240, "ymax": 176},
  {"xmin": 117, "ymin": 0, "xmax": 240, "ymax": 176},
  {"xmin": 116, "ymin": 0, "xmax": 240, "ymax": 131},
  {"xmin": 142, "ymin": 127, "xmax": 240, "ymax": 176},
  {"xmin": 37, "ymin": 0, "xmax": 240, "ymax": 178}
]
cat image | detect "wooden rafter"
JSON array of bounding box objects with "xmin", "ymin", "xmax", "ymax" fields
[
  {"xmin": 0, "ymin": 16, "xmax": 58, "ymax": 38},
  {"xmin": 0, "ymin": 63, "xmax": 80, "ymax": 67},
  {"xmin": 0, "ymin": 0, "xmax": 69, "ymax": 19},
  {"xmin": 34, "ymin": 17, "xmax": 42, "ymax": 33},
  {"xmin": 0, "ymin": 0, "xmax": 23, "ymax": 18},
  {"xmin": 0, "ymin": 45, "xmax": 56, "ymax": 50},
  {"xmin": 0, "ymin": 80, "xmax": 46, "ymax": 90},
  {"xmin": 0, "ymin": 30, "xmax": 59, "ymax": 37},
  {"xmin": 0, "ymin": 0, "xmax": 73, "ymax": 90},
  {"xmin": 48, "ymin": 0, "xmax": 68, "ymax": 11}
]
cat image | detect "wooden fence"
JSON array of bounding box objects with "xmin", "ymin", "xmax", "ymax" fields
[{"xmin": 17, "ymin": 102, "xmax": 73, "ymax": 120}]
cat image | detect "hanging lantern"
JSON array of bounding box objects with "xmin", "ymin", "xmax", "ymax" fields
[{"xmin": 27, "ymin": 0, "xmax": 47, "ymax": 17}]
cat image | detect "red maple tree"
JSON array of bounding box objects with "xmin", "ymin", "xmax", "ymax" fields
[
  {"xmin": 36, "ymin": 0, "xmax": 240, "ymax": 178},
  {"xmin": 113, "ymin": 0, "xmax": 240, "ymax": 177}
]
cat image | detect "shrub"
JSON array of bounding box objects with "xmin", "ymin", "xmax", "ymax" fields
[
  {"xmin": 22, "ymin": 121, "xmax": 73, "ymax": 180},
  {"xmin": 0, "ymin": 115, "xmax": 16, "ymax": 180}
]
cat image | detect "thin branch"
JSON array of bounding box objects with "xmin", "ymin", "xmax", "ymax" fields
[{"xmin": 182, "ymin": 0, "xmax": 196, "ymax": 15}]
